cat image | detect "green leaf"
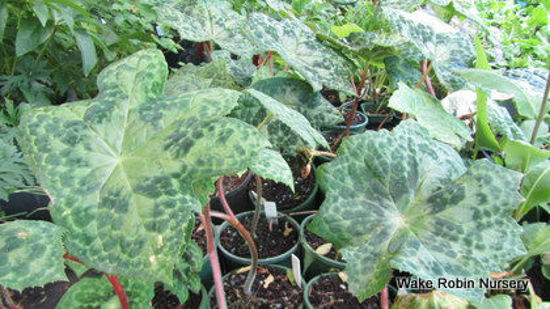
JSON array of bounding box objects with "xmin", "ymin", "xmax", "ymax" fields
[
  {"xmin": 227, "ymin": 58, "xmax": 256, "ymax": 87},
  {"xmin": 73, "ymin": 28, "xmax": 98, "ymax": 77},
  {"xmin": 380, "ymin": 0, "xmax": 424, "ymax": 11},
  {"xmin": 308, "ymin": 121, "xmax": 525, "ymax": 301},
  {"xmin": 246, "ymin": 13, "xmax": 354, "ymax": 95},
  {"xmin": 0, "ymin": 220, "xmax": 67, "ymax": 290},
  {"xmin": 250, "ymin": 77, "xmax": 343, "ymax": 128},
  {"xmin": 459, "ymin": 69, "xmax": 541, "ymax": 119},
  {"xmin": 472, "ymin": 294, "xmax": 513, "ymax": 309},
  {"xmin": 521, "ymin": 223, "xmax": 550, "ymax": 258},
  {"xmin": 174, "ymin": 59, "xmax": 240, "ymax": 90},
  {"xmin": 250, "ymin": 149, "xmax": 294, "ymax": 191},
  {"xmin": 17, "ymin": 49, "xmax": 273, "ymax": 283},
  {"xmin": 486, "ymin": 103, "xmax": 526, "ymax": 141},
  {"xmin": 157, "ymin": 0, "xmax": 256, "ymax": 57},
  {"xmin": 65, "ymin": 259, "xmax": 90, "ymax": 278},
  {"xmin": 518, "ymin": 161, "xmax": 550, "ymax": 218},
  {"xmin": 165, "ymin": 240, "xmax": 203, "ymax": 303},
  {"xmin": 382, "ymin": 8, "xmax": 475, "ymax": 91},
  {"xmin": 0, "ymin": 136, "xmax": 34, "ymax": 201},
  {"xmin": 388, "ymin": 83, "xmax": 472, "ymax": 148},
  {"xmin": 385, "ymin": 56, "xmax": 422, "ymax": 89},
  {"xmin": 502, "ymin": 139, "xmax": 550, "ymax": 173},
  {"xmin": 0, "ymin": 1, "xmax": 9, "ymax": 40},
  {"xmin": 393, "ymin": 291, "xmax": 469, "ymax": 308},
  {"xmin": 33, "ymin": 1, "xmax": 50, "ymax": 27},
  {"xmin": 331, "ymin": 24, "xmax": 364, "ymax": 38},
  {"xmin": 15, "ymin": 17, "xmax": 54, "ymax": 56},
  {"xmin": 246, "ymin": 89, "xmax": 329, "ymax": 150},
  {"xmin": 57, "ymin": 276, "xmax": 154, "ymax": 309}
]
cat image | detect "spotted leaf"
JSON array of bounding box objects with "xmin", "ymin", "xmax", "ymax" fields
[
  {"xmin": 246, "ymin": 13, "xmax": 355, "ymax": 94},
  {"xmin": 17, "ymin": 49, "xmax": 273, "ymax": 284},
  {"xmin": 382, "ymin": 8, "xmax": 475, "ymax": 91},
  {"xmin": 250, "ymin": 149, "xmax": 294, "ymax": 191},
  {"xmin": 0, "ymin": 220, "xmax": 66, "ymax": 290},
  {"xmin": 308, "ymin": 121, "xmax": 525, "ymax": 302},
  {"xmin": 388, "ymin": 83, "xmax": 472, "ymax": 148}
]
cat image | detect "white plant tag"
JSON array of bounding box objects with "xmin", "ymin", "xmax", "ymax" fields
[
  {"xmin": 291, "ymin": 254, "xmax": 302, "ymax": 288},
  {"xmin": 264, "ymin": 201, "xmax": 278, "ymax": 226}
]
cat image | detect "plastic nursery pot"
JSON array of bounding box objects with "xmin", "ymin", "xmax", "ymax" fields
[
  {"xmin": 248, "ymin": 166, "xmax": 319, "ymax": 220},
  {"xmin": 360, "ymin": 101, "xmax": 393, "ymax": 127},
  {"xmin": 208, "ymin": 264, "xmax": 306, "ymax": 308},
  {"xmin": 193, "ymin": 216, "xmax": 215, "ymax": 289},
  {"xmin": 330, "ymin": 110, "xmax": 368, "ymax": 134},
  {"xmin": 209, "ymin": 171, "xmax": 254, "ymax": 223},
  {"xmin": 216, "ymin": 211, "xmax": 300, "ymax": 269},
  {"xmin": 300, "ymin": 214, "xmax": 345, "ymax": 280}
]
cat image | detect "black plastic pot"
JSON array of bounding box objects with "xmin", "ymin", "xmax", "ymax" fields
[
  {"xmin": 209, "ymin": 172, "xmax": 254, "ymax": 223},
  {"xmin": 0, "ymin": 192, "xmax": 50, "ymax": 221}
]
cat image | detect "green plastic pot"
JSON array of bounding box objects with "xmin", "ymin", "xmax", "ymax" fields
[
  {"xmin": 300, "ymin": 215, "xmax": 345, "ymax": 280},
  {"xmin": 331, "ymin": 111, "xmax": 368, "ymax": 134},
  {"xmin": 208, "ymin": 264, "xmax": 306, "ymax": 308},
  {"xmin": 360, "ymin": 102, "xmax": 393, "ymax": 127},
  {"xmin": 248, "ymin": 166, "xmax": 319, "ymax": 222},
  {"xmin": 192, "ymin": 285, "xmax": 210, "ymax": 309},
  {"xmin": 216, "ymin": 211, "xmax": 300, "ymax": 269},
  {"xmin": 195, "ymin": 216, "xmax": 214, "ymax": 289},
  {"xmin": 303, "ymin": 272, "xmax": 340, "ymax": 309}
]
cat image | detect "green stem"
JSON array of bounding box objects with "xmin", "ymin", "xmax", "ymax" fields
[
  {"xmin": 257, "ymin": 113, "xmax": 273, "ymax": 130},
  {"xmin": 510, "ymin": 255, "xmax": 530, "ymax": 274},
  {"xmin": 530, "ymin": 70, "xmax": 550, "ymax": 144},
  {"xmin": 251, "ymin": 175, "xmax": 262, "ymax": 237}
]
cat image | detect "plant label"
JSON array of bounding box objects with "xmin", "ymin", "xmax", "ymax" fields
[
  {"xmin": 291, "ymin": 254, "xmax": 302, "ymax": 288},
  {"xmin": 264, "ymin": 201, "xmax": 278, "ymax": 225}
]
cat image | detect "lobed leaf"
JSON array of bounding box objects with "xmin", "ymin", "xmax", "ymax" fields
[
  {"xmin": 309, "ymin": 121, "xmax": 525, "ymax": 301},
  {"xmin": 0, "ymin": 220, "xmax": 67, "ymax": 290}
]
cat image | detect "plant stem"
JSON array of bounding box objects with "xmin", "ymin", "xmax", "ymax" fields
[
  {"xmin": 62, "ymin": 253, "xmax": 128, "ymax": 309},
  {"xmin": 344, "ymin": 68, "xmax": 368, "ymax": 137},
  {"xmin": 420, "ymin": 61, "xmax": 436, "ymax": 97},
  {"xmin": 200, "ymin": 209, "xmax": 227, "ymax": 309},
  {"xmin": 510, "ymin": 255, "xmax": 530, "ymax": 274},
  {"xmin": 251, "ymin": 175, "xmax": 263, "ymax": 237},
  {"xmin": 257, "ymin": 113, "xmax": 273, "ymax": 130},
  {"xmin": 217, "ymin": 178, "xmax": 258, "ymax": 296},
  {"xmin": 415, "ymin": 61, "xmax": 433, "ymax": 89},
  {"xmin": 1, "ymin": 286, "xmax": 20, "ymax": 309},
  {"xmin": 380, "ymin": 286, "xmax": 389, "ymax": 309},
  {"xmin": 530, "ymin": 70, "xmax": 550, "ymax": 144}
]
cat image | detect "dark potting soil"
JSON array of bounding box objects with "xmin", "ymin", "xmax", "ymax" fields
[
  {"xmin": 210, "ymin": 266, "xmax": 303, "ymax": 308},
  {"xmin": 213, "ymin": 173, "xmax": 249, "ymax": 197},
  {"xmin": 322, "ymin": 131, "xmax": 341, "ymax": 152},
  {"xmin": 309, "ymin": 276, "xmax": 379, "ymax": 309},
  {"xmin": 220, "ymin": 214, "xmax": 298, "ymax": 259},
  {"xmin": 304, "ymin": 230, "xmax": 344, "ymax": 262},
  {"xmin": 321, "ymin": 88, "xmax": 341, "ymax": 107},
  {"xmin": 249, "ymin": 161, "xmax": 314, "ymax": 211},
  {"xmin": 192, "ymin": 219, "xmax": 207, "ymax": 255},
  {"xmin": 6, "ymin": 281, "xmax": 70, "ymax": 309},
  {"xmin": 152, "ymin": 283, "xmax": 203, "ymax": 309}
]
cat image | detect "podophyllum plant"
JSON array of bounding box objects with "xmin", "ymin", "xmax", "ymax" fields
[
  {"xmin": 308, "ymin": 120, "xmax": 526, "ymax": 302},
  {"xmin": 1, "ymin": 49, "xmax": 292, "ymax": 307}
]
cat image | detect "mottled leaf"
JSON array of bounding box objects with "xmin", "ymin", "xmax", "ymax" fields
[
  {"xmin": 156, "ymin": 0, "xmax": 256, "ymax": 57},
  {"xmin": 165, "ymin": 240, "xmax": 203, "ymax": 303},
  {"xmin": 388, "ymin": 83, "xmax": 472, "ymax": 148},
  {"xmin": 250, "ymin": 149, "xmax": 294, "ymax": 191},
  {"xmin": 385, "ymin": 56, "xmax": 422, "ymax": 89},
  {"xmin": 521, "ymin": 223, "xmax": 550, "ymax": 258},
  {"xmin": 174, "ymin": 59, "xmax": 240, "ymax": 90},
  {"xmin": 518, "ymin": 161, "xmax": 550, "ymax": 218},
  {"xmin": 380, "ymin": 0, "xmax": 424, "ymax": 11},
  {"xmin": 0, "ymin": 220, "xmax": 67, "ymax": 290},
  {"xmin": 17, "ymin": 49, "xmax": 273, "ymax": 283},
  {"xmin": 472, "ymin": 294, "xmax": 513, "ymax": 309},
  {"xmin": 502, "ymin": 140, "xmax": 550, "ymax": 173},
  {"xmin": 246, "ymin": 13, "xmax": 354, "ymax": 94},
  {"xmin": 382, "ymin": 8, "xmax": 475, "ymax": 91},
  {"xmin": 227, "ymin": 58, "xmax": 256, "ymax": 87},
  {"xmin": 308, "ymin": 121, "xmax": 525, "ymax": 301}
]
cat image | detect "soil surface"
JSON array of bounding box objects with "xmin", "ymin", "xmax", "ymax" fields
[
  {"xmin": 219, "ymin": 214, "xmax": 298, "ymax": 259},
  {"xmin": 322, "ymin": 131, "xmax": 341, "ymax": 152},
  {"xmin": 152, "ymin": 283, "xmax": 203, "ymax": 308},
  {"xmin": 191, "ymin": 219, "xmax": 207, "ymax": 255},
  {"xmin": 304, "ymin": 230, "xmax": 344, "ymax": 262},
  {"xmin": 337, "ymin": 111, "xmax": 366, "ymax": 127},
  {"xmin": 321, "ymin": 88, "xmax": 341, "ymax": 107},
  {"xmin": 249, "ymin": 160, "xmax": 315, "ymax": 211},
  {"xmin": 210, "ymin": 266, "xmax": 303, "ymax": 308},
  {"xmin": 5, "ymin": 281, "xmax": 71, "ymax": 309},
  {"xmin": 213, "ymin": 173, "xmax": 249, "ymax": 197},
  {"xmin": 309, "ymin": 275, "xmax": 379, "ymax": 309}
]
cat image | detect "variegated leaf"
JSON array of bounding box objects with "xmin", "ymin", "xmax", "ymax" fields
[
  {"xmin": 250, "ymin": 149, "xmax": 294, "ymax": 191},
  {"xmin": 17, "ymin": 50, "xmax": 273, "ymax": 283},
  {"xmin": 382, "ymin": 8, "xmax": 475, "ymax": 91},
  {"xmin": 246, "ymin": 13, "xmax": 355, "ymax": 94},
  {"xmin": 0, "ymin": 220, "xmax": 66, "ymax": 290},
  {"xmin": 308, "ymin": 121, "xmax": 525, "ymax": 302},
  {"xmin": 388, "ymin": 83, "xmax": 471, "ymax": 148}
]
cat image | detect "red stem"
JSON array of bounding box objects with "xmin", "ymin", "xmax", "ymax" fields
[
  {"xmin": 217, "ymin": 178, "xmax": 235, "ymax": 218},
  {"xmin": 200, "ymin": 210, "xmax": 227, "ymax": 309},
  {"xmin": 269, "ymin": 51, "xmax": 274, "ymax": 75},
  {"xmin": 381, "ymin": 285, "xmax": 389, "ymax": 309},
  {"xmin": 63, "ymin": 253, "xmax": 128, "ymax": 309},
  {"xmin": 422, "ymin": 61, "xmax": 436, "ymax": 97}
]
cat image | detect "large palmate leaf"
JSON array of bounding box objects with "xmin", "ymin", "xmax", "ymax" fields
[
  {"xmin": 246, "ymin": 13, "xmax": 355, "ymax": 94},
  {"xmin": 250, "ymin": 149, "xmax": 294, "ymax": 191},
  {"xmin": 17, "ymin": 49, "xmax": 274, "ymax": 283},
  {"xmin": 308, "ymin": 121, "xmax": 525, "ymax": 301},
  {"xmin": 156, "ymin": 0, "xmax": 256, "ymax": 57},
  {"xmin": 251, "ymin": 77, "xmax": 343, "ymax": 128},
  {"xmin": 382, "ymin": 8, "xmax": 475, "ymax": 91},
  {"xmin": 0, "ymin": 220, "xmax": 66, "ymax": 290},
  {"xmin": 388, "ymin": 83, "xmax": 471, "ymax": 148},
  {"xmin": 172, "ymin": 59, "xmax": 240, "ymax": 90},
  {"xmin": 57, "ymin": 276, "xmax": 154, "ymax": 309},
  {"xmin": 233, "ymin": 89, "xmax": 328, "ymax": 152}
]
